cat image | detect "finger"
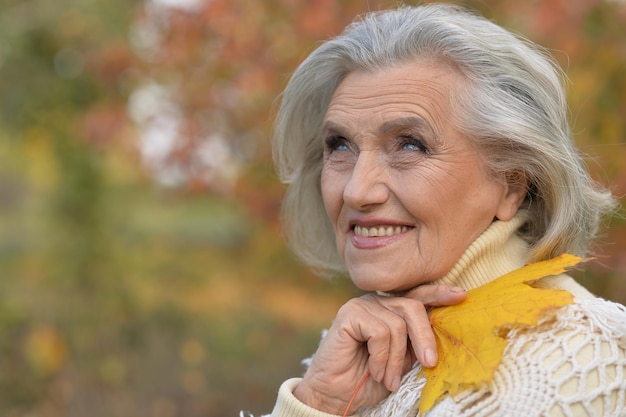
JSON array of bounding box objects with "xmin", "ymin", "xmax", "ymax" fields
[
  {"xmin": 379, "ymin": 314, "xmax": 408, "ymax": 391},
  {"xmin": 357, "ymin": 316, "xmax": 405, "ymax": 390},
  {"xmin": 336, "ymin": 299, "xmax": 392, "ymax": 382},
  {"xmin": 402, "ymin": 300, "xmax": 439, "ymax": 368},
  {"xmin": 376, "ymin": 296, "xmax": 439, "ymax": 368},
  {"xmin": 404, "ymin": 284, "xmax": 467, "ymax": 307},
  {"xmin": 350, "ymin": 297, "xmax": 409, "ymax": 390},
  {"xmin": 353, "ymin": 315, "xmax": 390, "ymax": 383}
]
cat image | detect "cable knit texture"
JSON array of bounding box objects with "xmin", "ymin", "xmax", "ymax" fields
[{"xmin": 258, "ymin": 214, "xmax": 626, "ymax": 417}]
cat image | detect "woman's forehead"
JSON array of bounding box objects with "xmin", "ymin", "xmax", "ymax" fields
[{"xmin": 324, "ymin": 61, "xmax": 462, "ymax": 134}]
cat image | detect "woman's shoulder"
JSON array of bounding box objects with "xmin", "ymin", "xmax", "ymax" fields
[
  {"xmin": 531, "ymin": 272, "xmax": 595, "ymax": 299},
  {"xmin": 494, "ymin": 286, "xmax": 626, "ymax": 417},
  {"xmin": 532, "ymin": 273, "xmax": 626, "ymax": 338},
  {"xmin": 508, "ymin": 273, "xmax": 626, "ymax": 363}
]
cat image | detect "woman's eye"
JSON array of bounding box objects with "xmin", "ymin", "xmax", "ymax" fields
[
  {"xmin": 324, "ymin": 136, "xmax": 350, "ymax": 152},
  {"xmin": 400, "ymin": 136, "xmax": 429, "ymax": 154}
]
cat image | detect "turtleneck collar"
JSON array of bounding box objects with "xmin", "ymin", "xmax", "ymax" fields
[{"xmin": 431, "ymin": 212, "xmax": 531, "ymax": 291}]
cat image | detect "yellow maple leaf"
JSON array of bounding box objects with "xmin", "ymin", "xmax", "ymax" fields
[{"xmin": 418, "ymin": 253, "xmax": 584, "ymax": 414}]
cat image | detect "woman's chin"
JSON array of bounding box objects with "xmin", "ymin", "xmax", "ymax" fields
[{"xmin": 350, "ymin": 274, "xmax": 413, "ymax": 294}]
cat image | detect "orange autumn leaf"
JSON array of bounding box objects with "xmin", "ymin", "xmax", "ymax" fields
[{"xmin": 418, "ymin": 253, "xmax": 584, "ymax": 414}]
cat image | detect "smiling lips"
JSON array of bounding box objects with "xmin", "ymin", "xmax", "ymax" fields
[{"xmin": 353, "ymin": 225, "xmax": 411, "ymax": 237}]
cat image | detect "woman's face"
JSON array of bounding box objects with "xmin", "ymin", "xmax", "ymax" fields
[{"xmin": 320, "ymin": 60, "xmax": 521, "ymax": 293}]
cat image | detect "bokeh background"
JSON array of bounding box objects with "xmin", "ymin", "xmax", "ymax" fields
[{"xmin": 0, "ymin": 0, "xmax": 625, "ymax": 416}]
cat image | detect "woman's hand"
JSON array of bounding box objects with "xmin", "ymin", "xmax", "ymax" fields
[{"xmin": 292, "ymin": 284, "xmax": 466, "ymax": 415}]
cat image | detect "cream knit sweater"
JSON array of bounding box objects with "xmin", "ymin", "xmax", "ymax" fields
[{"xmin": 263, "ymin": 215, "xmax": 626, "ymax": 417}]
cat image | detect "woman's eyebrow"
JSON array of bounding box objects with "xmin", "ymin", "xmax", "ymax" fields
[
  {"xmin": 321, "ymin": 120, "xmax": 349, "ymax": 137},
  {"xmin": 321, "ymin": 117, "xmax": 435, "ymax": 138},
  {"xmin": 379, "ymin": 117, "xmax": 433, "ymax": 134}
]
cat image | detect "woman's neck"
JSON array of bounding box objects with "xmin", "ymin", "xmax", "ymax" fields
[{"xmin": 432, "ymin": 213, "xmax": 530, "ymax": 291}]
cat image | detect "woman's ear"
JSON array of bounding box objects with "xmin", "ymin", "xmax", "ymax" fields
[{"xmin": 495, "ymin": 170, "xmax": 530, "ymax": 221}]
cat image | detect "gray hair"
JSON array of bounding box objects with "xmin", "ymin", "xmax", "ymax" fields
[{"xmin": 273, "ymin": 3, "xmax": 617, "ymax": 274}]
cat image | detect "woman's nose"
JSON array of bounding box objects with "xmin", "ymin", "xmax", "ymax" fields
[{"xmin": 343, "ymin": 151, "xmax": 389, "ymax": 210}]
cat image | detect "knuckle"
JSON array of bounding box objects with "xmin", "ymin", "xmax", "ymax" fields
[
  {"xmin": 337, "ymin": 297, "xmax": 366, "ymax": 316},
  {"xmin": 366, "ymin": 321, "xmax": 392, "ymax": 341},
  {"xmin": 380, "ymin": 296, "xmax": 427, "ymax": 317},
  {"xmin": 386, "ymin": 316, "xmax": 407, "ymax": 334}
]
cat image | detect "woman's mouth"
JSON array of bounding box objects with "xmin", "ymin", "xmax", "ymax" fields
[{"xmin": 354, "ymin": 225, "xmax": 411, "ymax": 237}]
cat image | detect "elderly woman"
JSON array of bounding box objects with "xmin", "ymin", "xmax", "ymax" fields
[{"xmin": 264, "ymin": 3, "xmax": 626, "ymax": 417}]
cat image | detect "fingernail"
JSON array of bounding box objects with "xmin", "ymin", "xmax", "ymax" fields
[
  {"xmin": 424, "ymin": 348, "xmax": 438, "ymax": 367},
  {"xmin": 450, "ymin": 286, "xmax": 465, "ymax": 294}
]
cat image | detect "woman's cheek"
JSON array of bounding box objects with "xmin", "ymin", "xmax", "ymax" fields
[{"xmin": 321, "ymin": 168, "xmax": 345, "ymax": 222}]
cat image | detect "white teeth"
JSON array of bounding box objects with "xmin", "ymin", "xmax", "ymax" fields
[{"xmin": 354, "ymin": 225, "xmax": 409, "ymax": 237}]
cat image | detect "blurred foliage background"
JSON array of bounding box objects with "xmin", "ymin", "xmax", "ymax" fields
[{"xmin": 0, "ymin": 0, "xmax": 624, "ymax": 416}]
